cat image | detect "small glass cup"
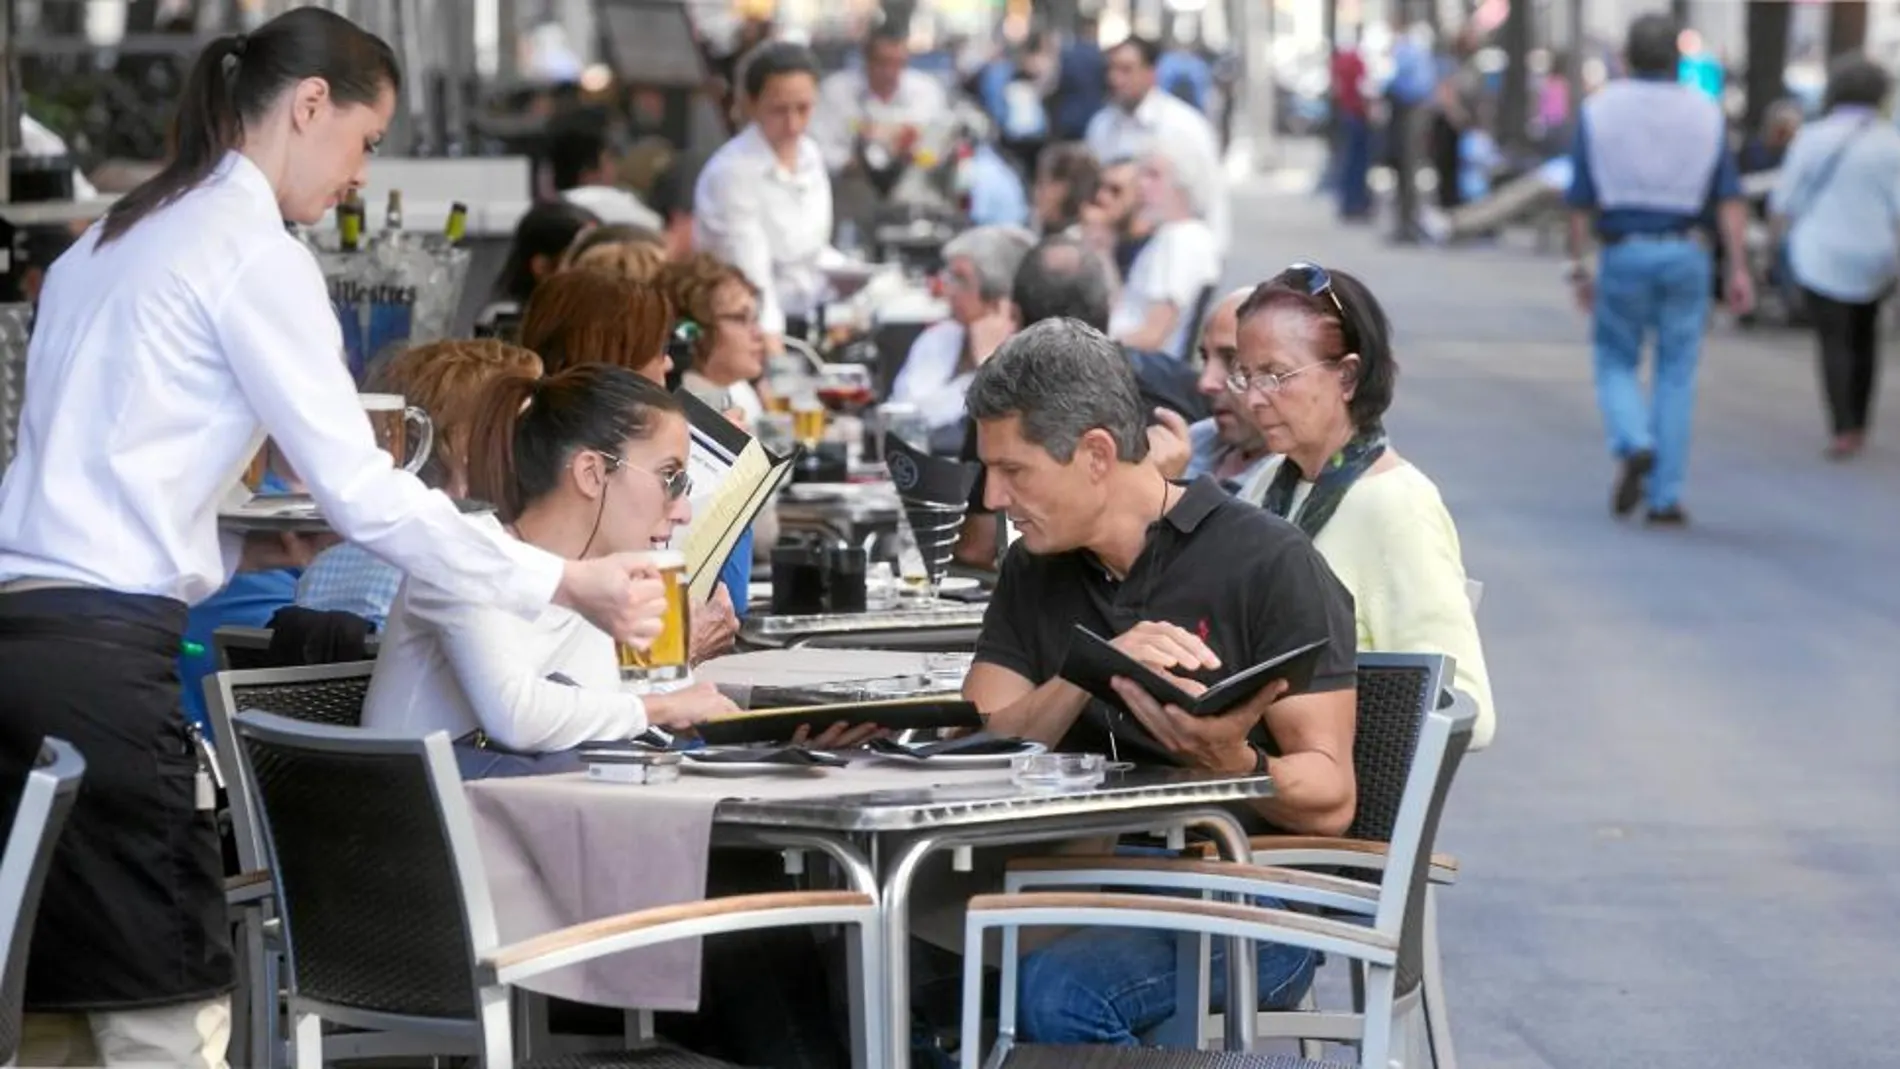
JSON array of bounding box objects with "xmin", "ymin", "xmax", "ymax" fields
[{"xmin": 1010, "ymin": 752, "xmax": 1107, "ymax": 791}]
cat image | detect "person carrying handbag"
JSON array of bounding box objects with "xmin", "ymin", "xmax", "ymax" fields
[{"xmin": 1769, "ymin": 56, "xmax": 1900, "ymax": 460}]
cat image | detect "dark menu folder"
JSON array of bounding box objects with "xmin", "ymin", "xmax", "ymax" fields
[
  {"xmin": 1057, "ymin": 626, "xmax": 1330, "ymax": 717},
  {"xmin": 695, "ymin": 695, "xmax": 984, "ymax": 746}
]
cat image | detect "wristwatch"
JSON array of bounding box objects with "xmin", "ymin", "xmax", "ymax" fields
[{"xmin": 1247, "ymin": 743, "xmax": 1270, "ymax": 775}]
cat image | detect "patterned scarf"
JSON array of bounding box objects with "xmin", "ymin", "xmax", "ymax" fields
[{"xmin": 1260, "ymin": 427, "xmax": 1389, "ymax": 539}]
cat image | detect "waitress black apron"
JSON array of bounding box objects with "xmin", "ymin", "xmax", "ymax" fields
[{"xmin": 0, "ymin": 587, "xmax": 232, "ymax": 1010}]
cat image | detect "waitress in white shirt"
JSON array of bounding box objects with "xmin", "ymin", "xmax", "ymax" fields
[
  {"xmin": 693, "ymin": 41, "xmax": 842, "ymax": 351},
  {"xmin": 0, "ymin": 11, "xmax": 666, "ymax": 1065}
]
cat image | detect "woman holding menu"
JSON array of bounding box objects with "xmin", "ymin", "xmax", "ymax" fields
[{"xmin": 0, "ymin": 10, "xmax": 665, "ymax": 1064}]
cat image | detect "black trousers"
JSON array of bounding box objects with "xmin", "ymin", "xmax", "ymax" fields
[
  {"xmin": 1430, "ymin": 113, "xmax": 1464, "ymax": 212},
  {"xmin": 1804, "ymin": 289, "xmax": 1883, "ymax": 435},
  {"xmin": 0, "ymin": 587, "xmax": 232, "ymax": 1011}
]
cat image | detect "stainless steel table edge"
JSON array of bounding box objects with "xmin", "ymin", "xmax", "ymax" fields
[{"xmin": 711, "ymin": 774, "xmax": 1273, "ymax": 832}]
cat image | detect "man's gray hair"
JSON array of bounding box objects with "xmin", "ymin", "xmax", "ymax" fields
[
  {"xmin": 943, "ymin": 225, "xmax": 1037, "ymax": 301},
  {"xmin": 966, "ymin": 318, "xmax": 1150, "ymax": 463}
]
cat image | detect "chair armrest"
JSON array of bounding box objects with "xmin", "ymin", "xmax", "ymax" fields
[
  {"xmin": 967, "ymin": 891, "xmax": 1398, "ymax": 966},
  {"xmin": 225, "ymin": 870, "xmax": 273, "ymax": 906},
  {"xmin": 1004, "ymin": 855, "xmax": 1380, "ymax": 916},
  {"xmin": 1188, "ymin": 835, "xmax": 1459, "ymax": 885},
  {"xmin": 479, "ymin": 890, "xmax": 874, "ymax": 988}
]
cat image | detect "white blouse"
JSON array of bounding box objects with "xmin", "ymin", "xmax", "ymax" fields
[
  {"xmin": 364, "ymin": 514, "xmax": 648, "ymax": 751},
  {"xmin": 693, "ymin": 125, "xmax": 840, "ymax": 336},
  {"xmin": 1108, "ymin": 218, "xmax": 1222, "ymax": 361},
  {"xmin": 889, "ymin": 321, "xmax": 976, "ymax": 431},
  {"xmin": 0, "ymin": 153, "xmax": 561, "ymax": 614}
]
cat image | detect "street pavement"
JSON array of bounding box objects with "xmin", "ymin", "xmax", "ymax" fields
[{"xmin": 1220, "ymin": 156, "xmax": 1900, "ymax": 1069}]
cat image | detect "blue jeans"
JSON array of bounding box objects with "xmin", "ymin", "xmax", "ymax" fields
[
  {"xmin": 1592, "ymin": 238, "xmax": 1712, "ymax": 510},
  {"xmin": 1337, "ymin": 114, "xmax": 1373, "ymax": 218},
  {"xmin": 1016, "ymin": 906, "xmax": 1320, "ymax": 1045}
]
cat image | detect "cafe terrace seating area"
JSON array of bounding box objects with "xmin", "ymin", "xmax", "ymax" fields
[{"xmin": 0, "ymin": 621, "xmax": 1481, "ymax": 1069}]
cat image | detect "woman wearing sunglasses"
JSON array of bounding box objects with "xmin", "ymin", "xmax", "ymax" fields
[
  {"xmin": 362, "ymin": 364, "xmax": 736, "ymax": 776},
  {"xmin": 1234, "ymin": 263, "xmax": 1495, "ymax": 748}
]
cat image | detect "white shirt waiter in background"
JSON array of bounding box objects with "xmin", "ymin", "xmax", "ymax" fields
[
  {"xmin": 695, "ymin": 40, "xmax": 843, "ymax": 348},
  {"xmin": 0, "ymin": 13, "xmax": 664, "ymax": 1065},
  {"xmin": 811, "ymin": 28, "xmax": 954, "ymax": 211},
  {"xmin": 1086, "ymin": 35, "xmax": 1229, "ymax": 255}
]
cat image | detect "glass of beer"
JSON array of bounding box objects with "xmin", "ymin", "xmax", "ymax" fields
[
  {"xmin": 792, "ymin": 397, "xmax": 828, "ymax": 446},
  {"xmin": 617, "ymin": 550, "xmax": 692, "ymax": 688},
  {"xmin": 360, "ymin": 393, "xmax": 435, "ymax": 476}
]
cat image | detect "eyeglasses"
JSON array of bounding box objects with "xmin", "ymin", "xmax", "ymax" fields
[
  {"xmin": 1225, "ymin": 358, "xmax": 1339, "ymax": 397},
  {"xmin": 1278, "ymin": 261, "xmax": 1360, "ymax": 355},
  {"xmin": 597, "ymin": 450, "xmax": 694, "ymax": 501}
]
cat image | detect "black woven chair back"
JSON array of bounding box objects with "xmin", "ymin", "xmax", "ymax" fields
[
  {"xmin": 0, "ymin": 740, "xmax": 84, "ymax": 1065},
  {"xmin": 239, "ymin": 724, "xmax": 480, "ymax": 1021},
  {"xmin": 1342, "ymin": 659, "xmax": 1437, "ymax": 845},
  {"xmin": 233, "ymin": 673, "xmax": 373, "ymax": 729}
]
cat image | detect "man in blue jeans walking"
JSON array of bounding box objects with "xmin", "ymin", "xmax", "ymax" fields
[{"xmin": 1566, "ymin": 13, "xmax": 1753, "ymax": 526}]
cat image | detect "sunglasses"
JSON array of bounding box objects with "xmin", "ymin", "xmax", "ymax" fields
[
  {"xmin": 597, "ymin": 450, "xmax": 694, "ymax": 501},
  {"xmin": 1279, "ymin": 261, "xmax": 1360, "ymax": 355}
]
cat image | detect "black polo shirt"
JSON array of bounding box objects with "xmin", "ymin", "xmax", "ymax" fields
[{"xmin": 973, "ymin": 476, "xmax": 1358, "ymax": 767}]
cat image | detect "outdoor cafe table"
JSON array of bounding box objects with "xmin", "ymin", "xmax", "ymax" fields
[{"xmin": 465, "ymin": 761, "xmax": 1272, "ymax": 1069}]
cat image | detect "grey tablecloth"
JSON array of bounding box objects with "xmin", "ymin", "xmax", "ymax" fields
[{"xmin": 464, "ymin": 761, "xmax": 1010, "ymax": 1011}]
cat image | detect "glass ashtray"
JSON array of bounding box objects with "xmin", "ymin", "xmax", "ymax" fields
[{"xmin": 1010, "ymin": 752, "xmax": 1106, "ymax": 790}]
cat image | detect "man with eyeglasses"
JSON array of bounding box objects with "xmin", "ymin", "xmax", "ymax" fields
[
  {"xmin": 1149, "ymin": 287, "xmax": 1273, "ymax": 491},
  {"xmin": 961, "ymin": 317, "xmax": 1359, "ymax": 1046}
]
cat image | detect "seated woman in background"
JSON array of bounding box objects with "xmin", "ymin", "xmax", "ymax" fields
[
  {"xmin": 519, "ymin": 268, "xmax": 674, "ymax": 381},
  {"xmin": 362, "ymin": 365, "xmax": 736, "ymax": 776},
  {"xmin": 297, "ymin": 339, "xmax": 544, "ymax": 628},
  {"xmin": 657, "ymin": 252, "xmax": 770, "ymax": 423},
  {"xmin": 478, "ymin": 200, "xmax": 600, "ymax": 338},
  {"xmin": 561, "ymin": 222, "xmax": 667, "ymax": 282},
  {"xmin": 517, "ymin": 267, "xmax": 747, "ymax": 645},
  {"xmin": 889, "ymin": 225, "xmax": 1033, "ymax": 453},
  {"xmin": 1234, "ymin": 265, "xmax": 1495, "ymax": 746}
]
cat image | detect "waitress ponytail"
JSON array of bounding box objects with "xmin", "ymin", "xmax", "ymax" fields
[{"xmin": 99, "ymin": 7, "xmax": 400, "ymax": 245}]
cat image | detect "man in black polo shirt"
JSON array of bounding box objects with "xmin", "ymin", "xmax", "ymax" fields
[{"xmin": 961, "ymin": 317, "xmax": 1359, "ymax": 1046}]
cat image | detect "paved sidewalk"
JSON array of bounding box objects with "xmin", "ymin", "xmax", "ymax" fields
[{"xmin": 1219, "ymin": 167, "xmax": 1900, "ymax": 1069}]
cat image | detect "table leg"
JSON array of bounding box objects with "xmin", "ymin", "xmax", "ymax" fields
[
  {"xmin": 880, "ymin": 833, "xmax": 946, "ymax": 1069},
  {"xmin": 1188, "ymin": 812, "xmax": 1257, "ymax": 1052},
  {"xmin": 715, "ymin": 827, "xmax": 883, "ymax": 1069}
]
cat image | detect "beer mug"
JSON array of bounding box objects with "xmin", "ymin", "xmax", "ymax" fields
[
  {"xmin": 618, "ymin": 550, "xmax": 692, "ymax": 687},
  {"xmin": 792, "ymin": 398, "xmax": 828, "ymax": 446},
  {"xmin": 361, "ymin": 393, "xmax": 434, "ymax": 475}
]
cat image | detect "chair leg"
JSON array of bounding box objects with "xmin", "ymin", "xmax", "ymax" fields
[
  {"xmin": 289, "ymin": 1012, "xmax": 322, "ymax": 1069},
  {"xmin": 1420, "ymin": 888, "xmax": 1458, "ymax": 1069},
  {"xmin": 1296, "ymin": 983, "xmax": 1325, "ymax": 1062},
  {"xmin": 253, "ymin": 922, "xmax": 280, "ymax": 1069}
]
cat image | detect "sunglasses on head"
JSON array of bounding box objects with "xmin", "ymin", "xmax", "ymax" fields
[{"xmin": 1279, "ymin": 261, "xmax": 1360, "ymax": 355}]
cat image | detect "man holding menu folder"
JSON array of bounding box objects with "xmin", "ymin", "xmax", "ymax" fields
[{"xmin": 960, "ymin": 319, "xmax": 1361, "ymax": 1045}]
